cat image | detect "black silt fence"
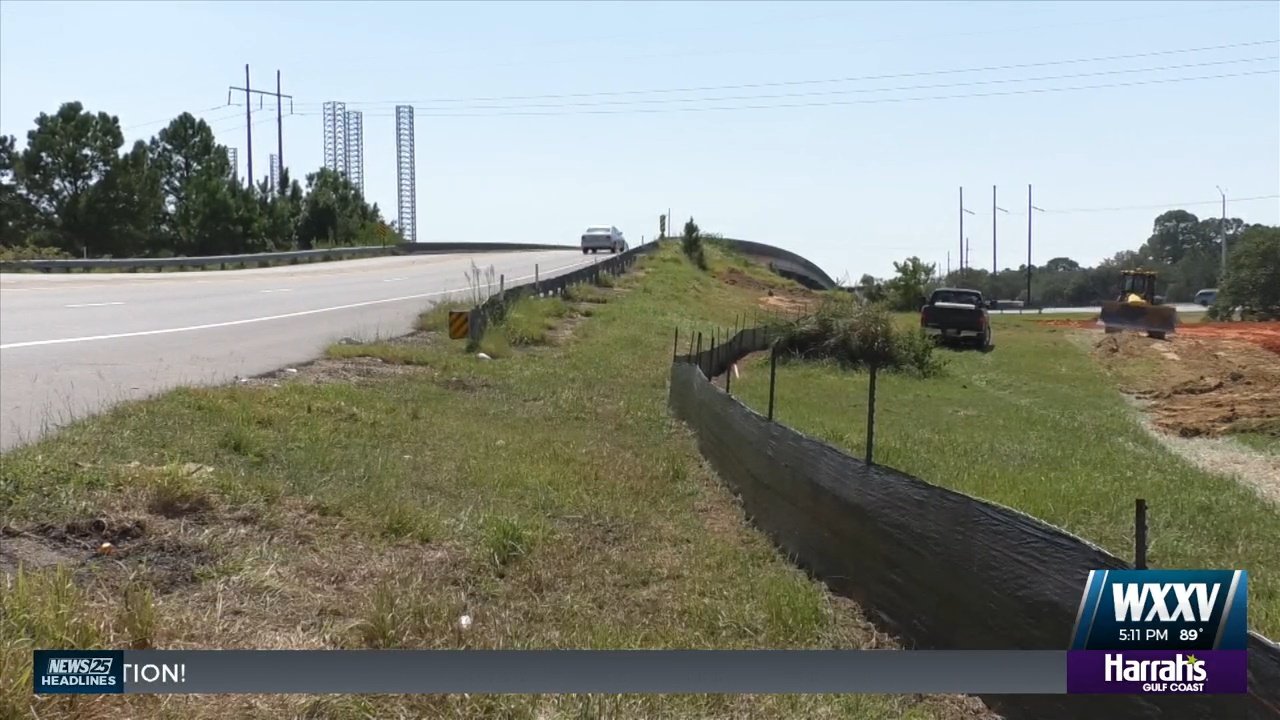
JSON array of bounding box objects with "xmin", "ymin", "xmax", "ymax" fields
[{"xmin": 670, "ymin": 326, "xmax": 1280, "ymax": 720}]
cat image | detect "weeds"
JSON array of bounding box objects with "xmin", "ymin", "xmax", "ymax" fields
[
  {"xmin": 483, "ymin": 515, "xmax": 536, "ymax": 568},
  {"xmin": 464, "ymin": 261, "xmax": 498, "ymax": 306},
  {"xmin": 773, "ymin": 295, "xmax": 945, "ymax": 376},
  {"xmin": 120, "ymin": 578, "xmax": 157, "ymax": 649},
  {"xmin": 146, "ymin": 467, "xmax": 214, "ymax": 518}
]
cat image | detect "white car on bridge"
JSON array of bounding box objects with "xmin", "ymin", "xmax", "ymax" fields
[{"xmin": 581, "ymin": 226, "xmax": 627, "ymax": 254}]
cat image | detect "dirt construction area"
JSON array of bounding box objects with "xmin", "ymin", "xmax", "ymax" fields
[{"xmin": 1044, "ymin": 319, "xmax": 1280, "ymax": 439}]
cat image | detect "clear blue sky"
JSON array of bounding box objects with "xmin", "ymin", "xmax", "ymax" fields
[{"xmin": 2, "ymin": 0, "xmax": 1277, "ymax": 280}]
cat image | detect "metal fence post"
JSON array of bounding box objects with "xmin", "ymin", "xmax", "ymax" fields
[
  {"xmin": 696, "ymin": 333, "xmax": 703, "ymax": 375},
  {"xmin": 725, "ymin": 348, "xmax": 733, "ymax": 395},
  {"xmin": 767, "ymin": 343, "xmax": 778, "ymax": 421},
  {"xmin": 865, "ymin": 363, "xmax": 878, "ymax": 465},
  {"xmin": 1135, "ymin": 499, "xmax": 1148, "ymax": 569},
  {"xmin": 673, "ymin": 327, "xmax": 679, "ymax": 360},
  {"xmin": 535, "ymin": 264, "xmax": 540, "ymax": 294},
  {"xmin": 500, "ymin": 274, "xmax": 505, "ymax": 294}
]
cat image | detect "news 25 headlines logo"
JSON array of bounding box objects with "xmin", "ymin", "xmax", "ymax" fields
[
  {"xmin": 33, "ymin": 650, "xmax": 124, "ymax": 694},
  {"xmin": 1066, "ymin": 570, "xmax": 1248, "ymax": 694}
]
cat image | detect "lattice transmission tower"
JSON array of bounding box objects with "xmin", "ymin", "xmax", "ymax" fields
[
  {"xmin": 322, "ymin": 101, "xmax": 348, "ymax": 176},
  {"xmin": 395, "ymin": 105, "xmax": 417, "ymax": 243},
  {"xmin": 344, "ymin": 110, "xmax": 364, "ymax": 195}
]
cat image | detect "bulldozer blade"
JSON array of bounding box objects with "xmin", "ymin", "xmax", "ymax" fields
[{"xmin": 1098, "ymin": 302, "xmax": 1178, "ymax": 335}]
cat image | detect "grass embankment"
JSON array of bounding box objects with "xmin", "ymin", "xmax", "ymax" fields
[
  {"xmin": 0, "ymin": 242, "xmax": 984, "ymax": 719},
  {"xmin": 731, "ymin": 313, "xmax": 1280, "ymax": 639}
]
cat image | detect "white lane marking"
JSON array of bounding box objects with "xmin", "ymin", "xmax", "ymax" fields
[
  {"xmin": 64, "ymin": 301, "xmax": 125, "ymax": 308},
  {"xmin": 1, "ymin": 258, "xmax": 597, "ymax": 350},
  {"xmin": 259, "ymin": 288, "xmax": 292, "ymax": 293},
  {"xmin": 382, "ymin": 277, "xmax": 407, "ymax": 282}
]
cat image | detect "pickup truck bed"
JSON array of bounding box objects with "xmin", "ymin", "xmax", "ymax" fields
[{"xmin": 920, "ymin": 290, "xmax": 991, "ymax": 349}]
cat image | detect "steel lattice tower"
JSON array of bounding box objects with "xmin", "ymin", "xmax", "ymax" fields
[
  {"xmin": 268, "ymin": 153, "xmax": 280, "ymax": 195},
  {"xmin": 322, "ymin": 101, "xmax": 347, "ymax": 175},
  {"xmin": 395, "ymin": 105, "xmax": 417, "ymax": 243},
  {"xmin": 227, "ymin": 147, "xmax": 239, "ymax": 183},
  {"xmin": 344, "ymin": 110, "xmax": 364, "ymax": 195}
]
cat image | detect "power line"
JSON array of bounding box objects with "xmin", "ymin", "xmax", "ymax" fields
[
  {"xmin": 294, "ymin": 39, "xmax": 1278, "ymax": 108},
  {"xmin": 122, "ymin": 104, "xmax": 234, "ymax": 132},
  {"xmin": 298, "ymin": 55, "xmax": 1277, "ymax": 114},
  {"xmin": 290, "ymin": 68, "xmax": 1277, "ymax": 119},
  {"xmin": 1039, "ymin": 194, "xmax": 1280, "ymax": 215},
  {"xmin": 423, "ymin": 2, "xmax": 1270, "ymax": 75}
]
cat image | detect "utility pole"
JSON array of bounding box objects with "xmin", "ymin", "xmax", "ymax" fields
[
  {"xmin": 1027, "ymin": 184, "xmax": 1032, "ymax": 305},
  {"xmin": 1216, "ymin": 185, "xmax": 1227, "ymax": 277},
  {"xmin": 947, "ymin": 251, "xmax": 951, "ymax": 278},
  {"xmin": 992, "ymin": 186, "xmax": 1009, "ymax": 299},
  {"xmin": 276, "ymin": 70, "xmax": 284, "ymax": 192},
  {"xmin": 228, "ymin": 66, "xmax": 293, "ymax": 194},
  {"xmin": 960, "ymin": 187, "xmax": 975, "ymax": 277},
  {"xmin": 243, "ymin": 65, "xmax": 252, "ymax": 185}
]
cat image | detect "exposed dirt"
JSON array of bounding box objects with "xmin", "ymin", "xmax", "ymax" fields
[
  {"xmin": 1042, "ymin": 318, "xmax": 1280, "ymax": 356},
  {"xmin": 241, "ymin": 348, "xmax": 435, "ymax": 387},
  {"xmin": 717, "ymin": 266, "xmax": 818, "ymax": 315},
  {"xmin": 1087, "ymin": 330, "xmax": 1280, "ymax": 439}
]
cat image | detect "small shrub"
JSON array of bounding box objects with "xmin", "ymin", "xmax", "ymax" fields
[
  {"xmin": 594, "ymin": 271, "xmax": 616, "ymax": 288},
  {"xmin": 681, "ymin": 218, "xmax": 708, "ymax": 271},
  {"xmin": 773, "ymin": 296, "xmax": 945, "ymax": 377},
  {"xmin": 0, "ymin": 244, "xmax": 73, "ymax": 262}
]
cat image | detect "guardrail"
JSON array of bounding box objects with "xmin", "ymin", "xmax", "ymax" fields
[
  {"xmin": 465, "ymin": 241, "xmax": 660, "ymax": 344},
  {"xmin": 0, "ymin": 242, "xmax": 580, "ymax": 274}
]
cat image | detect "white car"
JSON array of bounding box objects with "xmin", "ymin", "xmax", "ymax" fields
[
  {"xmin": 581, "ymin": 226, "xmax": 627, "ymax": 254},
  {"xmin": 1194, "ymin": 288, "xmax": 1218, "ymax": 306}
]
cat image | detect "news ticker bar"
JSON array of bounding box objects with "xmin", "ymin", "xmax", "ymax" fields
[{"xmin": 40, "ymin": 650, "xmax": 1070, "ymax": 694}]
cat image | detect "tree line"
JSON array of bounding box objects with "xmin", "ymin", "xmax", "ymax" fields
[
  {"xmin": 861, "ymin": 209, "xmax": 1279, "ymax": 318},
  {"xmin": 0, "ymin": 101, "xmax": 395, "ymax": 260}
]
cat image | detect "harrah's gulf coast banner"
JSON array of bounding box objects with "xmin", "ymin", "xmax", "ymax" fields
[{"xmin": 1068, "ymin": 569, "xmax": 1249, "ymax": 694}]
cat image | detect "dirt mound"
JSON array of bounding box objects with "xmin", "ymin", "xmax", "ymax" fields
[{"xmin": 1089, "ymin": 332, "xmax": 1280, "ymax": 438}]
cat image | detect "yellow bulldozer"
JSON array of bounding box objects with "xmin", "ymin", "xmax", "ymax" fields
[{"xmin": 1099, "ymin": 269, "xmax": 1178, "ymax": 340}]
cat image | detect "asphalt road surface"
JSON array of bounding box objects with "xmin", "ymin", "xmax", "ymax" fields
[
  {"xmin": 0, "ymin": 249, "xmax": 599, "ymax": 452},
  {"xmin": 989, "ymin": 303, "xmax": 1207, "ymax": 315}
]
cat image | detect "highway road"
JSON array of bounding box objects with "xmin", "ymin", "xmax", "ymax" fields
[
  {"xmin": 0, "ymin": 249, "xmax": 599, "ymax": 452},
  {"xmin": 989, "ymin": 303, "xmax": 1208, "ymax": 315}
]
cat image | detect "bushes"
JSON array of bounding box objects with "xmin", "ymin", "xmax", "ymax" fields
[
  {"xmin": 681, "ymin": 218, "xmax": 708, "ymax": 271},
  {"xmin": 772, "ymin": 295, "xmax": 945, "ymax": 377}
]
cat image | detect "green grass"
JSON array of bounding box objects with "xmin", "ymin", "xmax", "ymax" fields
[
  {"xmin": 1233, "ymin": 432, "xmax": 1280, "ymax": 455},
  {"xmin": 732, "ymin": 315, "xmax": 1280, "ymax": 639},
  {"xmin": 0, "ymin": 241, "xmax": 972, "ymax": 719}
]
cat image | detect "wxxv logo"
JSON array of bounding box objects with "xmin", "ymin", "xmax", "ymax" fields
[
  {"xmin": 1066, "ymin": 570, "xmax": 1248, "ymax": 694},
  {"xmin": 33, "ymin": 650, "xmax": 124, "ymax": 694}
]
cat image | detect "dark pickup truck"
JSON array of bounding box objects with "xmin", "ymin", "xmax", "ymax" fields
[{"xmin": 920, "ymin": 288, "xmax": 992, "ymax": 349}]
